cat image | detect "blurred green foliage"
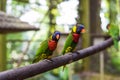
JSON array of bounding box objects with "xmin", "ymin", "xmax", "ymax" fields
[{"xmin": 5, "ymin": 0, "xmax": 120, "ymax": 79}]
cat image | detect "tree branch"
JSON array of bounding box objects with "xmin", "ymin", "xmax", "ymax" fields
[{"xmin": 0, "ymin": 38, "xmax": 115, "ymax": 80}]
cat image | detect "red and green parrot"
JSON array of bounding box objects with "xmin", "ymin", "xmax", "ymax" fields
[
  {"xmin": 106, "ymin": 23, "xmax": 119, "ymax": 50},
  {"xmin": 32, "ymin": 31, "xmax": 61, "ymax": 63},
  {"xmin": 62, "ymin": 24, "xmax": 85, "ymax": 55},
  {"xmin": 61, "ymin": 24, "xmax": 85, "ymax": 70}
]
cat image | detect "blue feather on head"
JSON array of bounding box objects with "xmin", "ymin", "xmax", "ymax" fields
[{"xmin": 52, "ymin": 31, "xmax": 61, "ymax": 41}]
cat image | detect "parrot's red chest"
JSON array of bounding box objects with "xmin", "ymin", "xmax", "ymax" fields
[
  {"xmin": 48, "ymin": 40, "xmax": 57, "ymax": 51},
  {"xmin": 73, "ymin": 33, "xmax": 80, "ymax": 43}
]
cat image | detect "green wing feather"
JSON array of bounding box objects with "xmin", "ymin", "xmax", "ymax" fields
[
  {"xmin": 32, "ymin": 40, "xmax": 48, "ymax": 63},
  {"xmin": 61, "ymin": 33, "xmax": 73, "ymax": 55},
  {"xmin": 62, "ymin": 33, "xmax": 78, "ymax": 70},
  {"xmin": 62, "ymin": 33, "xmax": 78, "ymax": 55},
  {"xmin": 109, "ymin": 23, "xmax": 119, "ymax": 50}
]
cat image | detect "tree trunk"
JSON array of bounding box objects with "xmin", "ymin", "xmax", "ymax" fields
[
  {"xmin": 89, "ymin": 0, "xmax": 102, "ymax": 72},
  {"xmin": 78, "ymin": 0, "xmax": 90, "ymax": 71},
  {"xmin": 48, "ymin": 0, "xmax": 57, "ymax": 36},
  {"xmin": 0, "ymin": 35, "xmax": 6, "ymax": 71},
  {"xmin": 109, "ymin": 0, "xmax": 118, "ymax": 23},
  {"xmin": 0, "ymin": 0, "xmax": 7, "ymax": 71},
  {"xmin": 90, "ymin": 0, "xmax": 102, "ymax": 38}
]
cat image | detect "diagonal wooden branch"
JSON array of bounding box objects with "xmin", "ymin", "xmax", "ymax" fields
[{"xmin": 0, "ymin": 37, "xmax": 117, "ymax": 80}]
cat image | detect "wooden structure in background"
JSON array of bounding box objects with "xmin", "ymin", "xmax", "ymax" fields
[
  {"xmin": 0, "ymin": 11, "xmax": 39, "ymax": 33},
  {"xmin": 0, "ymin": 11, "xmax": 39, "ymax": 71}
]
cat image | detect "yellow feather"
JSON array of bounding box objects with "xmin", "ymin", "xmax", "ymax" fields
[
  {"xmin": 49, "ymin": 35, "xmax": 52, "ymax": 39},
  {"xmin": 41, "ymin": 54, "xmax": 47, "ymax": 59},
  {"xmin": 72, "ymin": 26, "xmax": 77, "ymax": 33},
  {"xmin": 65, "ymin": 47, "xmax": 72, "ymax": 53}
]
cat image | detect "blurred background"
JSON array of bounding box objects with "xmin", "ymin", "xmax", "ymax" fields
[{"xmin": 0, "ymin": 0, "xmax": 120, "ymax": 80}]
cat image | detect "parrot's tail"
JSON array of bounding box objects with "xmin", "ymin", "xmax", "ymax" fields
[{"xmin": 113, "ymin": 39, "xmax": 119, "ymax": 51}]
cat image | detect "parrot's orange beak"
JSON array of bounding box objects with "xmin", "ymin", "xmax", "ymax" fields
[
  {"xmin": 81, "ymin": 29, "xmax": 86, "ymax": 33},
  {"xmin": 56, "ymin": 34, "xmax": 60, "ymax": 40}
]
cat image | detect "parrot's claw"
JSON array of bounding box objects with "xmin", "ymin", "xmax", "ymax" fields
[{"xmin": 45, "ymin": 56, "xmax": 53, "ymax": 62}]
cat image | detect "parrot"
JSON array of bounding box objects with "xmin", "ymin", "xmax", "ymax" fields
[
  {"xmin": 106, "ymin": 23, "xmax": 119, "ymax": 50},
  {"xmin": 62, "ymin": 24, "xmax": 85, "ymax": 55},
  {"xmin": 32, "ymin": 31, "xmax": 61, "ymax": 63},
  {"xmin": 61, "ymin": 24, "xmax": 85, "ymax": 70}
]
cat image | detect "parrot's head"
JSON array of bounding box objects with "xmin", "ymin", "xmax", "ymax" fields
[
  {"xmin": 106, "ymin": 24, "xmax": 110, "ymax": 30},
  {"xmin": 51, "ymin": 31, "xmax": 61, "ymax": 42},
  {"xmin": 72, "ymin": 24, "xmax": 85, "ymax": 34}
]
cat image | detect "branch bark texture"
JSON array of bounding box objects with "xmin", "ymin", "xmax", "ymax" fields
[{"xmin": 0, "ymin": 38, "xmax": 114, "ymax": 80}]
